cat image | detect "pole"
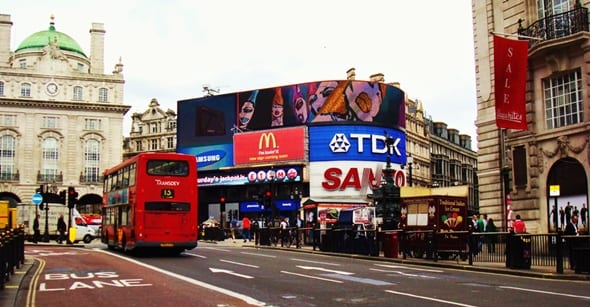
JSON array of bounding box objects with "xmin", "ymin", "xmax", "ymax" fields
[
  {"xmin": 43, "ymin": 184, "xmax": 49, "ymax": 242},
  {"xmin": 409, "ymin": 163, "xmax": 413, "ymax": 187}
]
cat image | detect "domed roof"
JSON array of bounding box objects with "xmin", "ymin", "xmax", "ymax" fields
[{"xmin": 15, "ymin": 15, "xmax": 86, "ymax": 57}]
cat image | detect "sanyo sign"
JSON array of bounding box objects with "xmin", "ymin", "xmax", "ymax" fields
[
  {"xmin": 309, "ymin": 125, "xmax": 406, "ymax": 164},
  {"xmin": 309, "ymin": 161, "xmax": 407, "ymax": 198}
]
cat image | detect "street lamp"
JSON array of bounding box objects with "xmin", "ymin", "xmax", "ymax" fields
[{"xmin": 407, "ymin": 155, "xmax": 414, "ymax": 187}]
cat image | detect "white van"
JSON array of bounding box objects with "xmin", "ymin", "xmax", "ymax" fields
[{"xmin": 17, "ymin": 203, "xmax": 98, "ymax": 244}]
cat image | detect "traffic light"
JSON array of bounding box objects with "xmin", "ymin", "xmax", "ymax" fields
[
  {"xmin": 59, "ymin": 190, "xmax": 66, "ymax": 205},
  {"xmin": 219, "ymin": 196, "xmax": 226, "ymax": 212},
  {"xmin": 67, "ymin": 186, "xmax": 78, "ymax": 209}
]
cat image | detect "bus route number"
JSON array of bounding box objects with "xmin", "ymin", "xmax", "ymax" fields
[{"xmin": 161, "ymin": 189, "xmax": 175, "ymax": 199}]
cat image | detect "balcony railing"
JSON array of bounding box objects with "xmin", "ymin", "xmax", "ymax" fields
[
  {"xmin": 80, "ymin": 174, "xmax": 102, "ymax": 184},
  {"xmin": 37, "ymin": 173, "xmax": 63, "ymax": 183},
  {"xmin": 0, "ymin": 172, "xmax": 19, "ymax": 181},
  {"xmin": 518, "ymin": 6, "xmax": 589, "ymax": 47}
]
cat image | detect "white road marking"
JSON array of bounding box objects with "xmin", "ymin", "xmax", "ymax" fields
[
  {"xmin": 323, "ymin": 273, "xmax": 395, "ymax": 286},
  {"xmin": 198, "ymin": 246, "xmax": 232, "ymax": 252},
  {"xmin": 370, "ymin": 268, "xmax": 438, "ymax": 279},
  {"xmin": 385, "ymin": 290, "xmax": 478, "ymax": 307},
  {"xmin": 281, "ymin": 271, "xmax": 343, "ymax": 283},
  {"xmin": 240, "ymin": 251, "xmax": 276, "ymax": 258},
  {"xmin": 209, "ymin": 268, "xmax": 254, "ymax": 279},
  {"xmin": 220, "ymin": 259, "xmax": 259, "ymax": 268},
  {"xmin": 183, "ymin": 252, "xmax": 206, "ymax": 259},
  {"xmin": 290, "ymin": 258, "xmax": 341, "ymax": 266},
  {"xmin": 296, "ymin": 265, "xmax": 354, "ymax": 275},
  {"xmin": 374, "ymin": 263, "xmax": 443, "ymax": 272},
  {"xmin": 95, "ymin": 249, "xmax": 265, "ymax": 306},
  {"xmin": 499, "ymin": 286, "xmax": 590, "ymax": 300}
]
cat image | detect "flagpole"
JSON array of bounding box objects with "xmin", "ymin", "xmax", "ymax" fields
[{"xmin": 490, "ymin": 31, "xmax": 543, "ymax": 41}]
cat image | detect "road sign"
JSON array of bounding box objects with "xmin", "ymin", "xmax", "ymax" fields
[{"xmin": 32, "ymin": 193, "xmax": 43, "ymax": 205}]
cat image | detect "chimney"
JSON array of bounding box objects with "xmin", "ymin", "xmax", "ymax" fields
[
  {"xmin": 0, "ymin": 14, "xmax": 13, "ymax": 68},
  {"xmin": 89, "ymin": 22, "xmax": 105, "ymax": 74},
  {"xmin": 369, "ymin": 73, "xmax": 384, "ymax": 82},
  {"xmin": 346, "ymin": 67, "xmax": 356, "ymax": 80}
]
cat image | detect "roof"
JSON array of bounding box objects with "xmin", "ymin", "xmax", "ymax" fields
[{"xmin": 14, "ymin": 15, "xmax": 86, "ymax": 57}]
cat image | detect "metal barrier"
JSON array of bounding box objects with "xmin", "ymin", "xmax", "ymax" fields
[
  {"xmin": 0, "ymin": 226, "xmax": 26, "ymax": 290},
  {"xmin": 290, "ymin": 227, "xmax": 590, "ymax": 274}
]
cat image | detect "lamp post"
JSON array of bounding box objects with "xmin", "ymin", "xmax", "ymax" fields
[{"xmin": 407, "ymin": 155, "xmax": 414, "ymax": 187}]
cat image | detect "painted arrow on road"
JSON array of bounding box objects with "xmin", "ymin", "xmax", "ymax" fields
[
  {"xmin": 296, "ymin": 266, "xmax": 354, "ymax": 275},
  {"xmin": 209, "ymin": 268, "xmax": 254, "ymax": 279}
]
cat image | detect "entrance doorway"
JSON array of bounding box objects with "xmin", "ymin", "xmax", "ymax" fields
[{"xmin": 546, "ymin": 157, "xmax": 588, "ymax": 232}]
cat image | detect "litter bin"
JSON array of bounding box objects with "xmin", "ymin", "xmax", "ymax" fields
[
  {"xmin": 259, "ymin": 228, "xmax": 270, "ymax": 246},
  {"xmin": 382, "ymin": 232, "xmax": 399, "ymax": 258},
  {"xmin": 508, "ymin": 234, "xmax": 531, "ymax": 269}
]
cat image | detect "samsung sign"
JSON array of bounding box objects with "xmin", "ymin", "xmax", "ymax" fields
[{"xmin": 309, "ymin": 125, "xmax": 406, "ymax": 164}]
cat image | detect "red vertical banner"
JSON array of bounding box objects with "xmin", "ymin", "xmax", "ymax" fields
[{"xmin": 493, "ymin": 35, "xmax": 529, "ymax": 130}]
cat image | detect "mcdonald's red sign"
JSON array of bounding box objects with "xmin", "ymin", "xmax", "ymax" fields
[{"xmin": 233, "ymin": 127, "xmax": 305, "ymax": 165}]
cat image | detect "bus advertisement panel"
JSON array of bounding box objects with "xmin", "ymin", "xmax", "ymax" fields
[{"xmin": 102, "ymin": 152, "xmax": 198, "ymax": 254}]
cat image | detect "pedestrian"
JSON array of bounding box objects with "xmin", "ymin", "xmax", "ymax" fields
[
  {"xmin": 57, "ymin": 214, "xmax": 67, "ymax": 244},
  {"xmin": 33, "ymin": 213, "xmax": 41, "ymax": 243},
  {"xmin": 565, "ymin": 215, "xmax": 580, "ymax": 270},
  {"xmin": 559, "ymin": 207, "xmax": 565, "ymax": 230},
  {"xmin": 581, "ymin": 203, "xmax": 588, "ymax": 227},
  {"xmin": 251, "ymin": 217, "xmax": 260, "ymax": 245},
  {"xmin": 230, "ymin": 217, "xmax": 237, "ymax": 242},
  {"xmin": 512, "ymin": 214, "xmax": 526, "ymax": 233},
  {"xmin": 280, "ymin": 217, "xmax": 289, "ymax": 247},
  {"xmin": 485, "ymin": 218, "xmax": 497, "ymax": 253},
  {"xmin": 241, "ymin": 216, "xmax": 251, "ymax": 242}
]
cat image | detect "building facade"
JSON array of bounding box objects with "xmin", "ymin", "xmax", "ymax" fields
[
  {"xmin": 123, "ymin": 98, "xmax": 177, "ymax": 160},
  {"xmin": 0, "ymin": 14, "xmax": 130, "ymax": 213},
  {"xmin": 473, "ymin": 0, "xmax": 590, "ymax": 232}
]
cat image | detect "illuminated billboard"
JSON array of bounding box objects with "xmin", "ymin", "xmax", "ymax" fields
[
  {"xmin": 177, "ymin": 80, "xmax": 405, "ymax": 170},
  {"xmin": 233, "ymin": 127, "xmax": 306, "ymax": 165}
]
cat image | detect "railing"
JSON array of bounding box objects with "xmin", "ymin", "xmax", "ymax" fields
[
  {"xmin": 37, "ymin": 174, "xmax": 63, "ymax": 183},
  {"xmin": 0, "ymin": 226, "xmax": 26, "ymax": 291},
  {"xmin": 80, "ymin": 174, "xmax": 102, "ymax": 184},
  {"xmin": 518, "ymin": 6, "xmax": 589, "ymax": 47},
  {"xmin": 0, "ymin": 172, "xmax": 19, "ymax": 182}
]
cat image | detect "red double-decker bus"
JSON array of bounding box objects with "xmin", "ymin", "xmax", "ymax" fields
[{"xmin": 101, "ymin": 152, "xmax": 198, "ymax": 254}]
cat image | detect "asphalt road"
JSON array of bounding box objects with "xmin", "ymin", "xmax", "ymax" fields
[{"xmin": 18, "ymin": 242, "xmax": 590, "ymax": 306}]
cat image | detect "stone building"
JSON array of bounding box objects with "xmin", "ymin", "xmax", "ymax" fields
[
  {"xmin": 123, "ymin": 98, "xmax": 177, "ymax": 160},
  {"xmin": 473, "ymin": 1, "xmax": 590, "ymax": 232},
  {"xmin": 0, "ymin": 14, "xmax": 130, "ymax": 213}
]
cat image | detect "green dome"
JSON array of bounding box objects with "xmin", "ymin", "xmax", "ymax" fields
[{"xmin": 15, "ymin": 17, "xmax": 86, "ymax": 57}]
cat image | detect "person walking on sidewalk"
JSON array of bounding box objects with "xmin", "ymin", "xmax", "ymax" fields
[
  {"xmin": 33, "ymin": 213, "xmax": 41, "ymax": 243},
  {"xmin": 241, "ymin": 216, "xmax": 251, "ymax": 242},
  {"xmin": 57, "ymin": 214, "xmax": 67, "ymax": 244}
]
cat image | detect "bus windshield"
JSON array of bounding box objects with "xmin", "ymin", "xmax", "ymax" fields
[{"xmin": 146, "ymin": 160, "xmax": 189, "ymax": 176}]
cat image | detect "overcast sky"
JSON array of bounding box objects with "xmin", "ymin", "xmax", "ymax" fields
[{"xmin": 4, "ymin": 0, "xmax": 477, "ymax": 147}]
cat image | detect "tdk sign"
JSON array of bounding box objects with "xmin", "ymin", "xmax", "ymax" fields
[
  {"xmin": 329, "ymin": 133, "xmax": 401, "ymax": 156},
  {"xmin": 310, "ymin": 125, "xmax": 406, "ymax": 164}
]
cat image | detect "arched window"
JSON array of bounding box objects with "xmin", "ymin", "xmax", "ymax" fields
[
  {"xmin": 41, "ymin": 137, "xmax": 59, "ymax": 181},
  {"xmin": 0, "ymin": 135, "xmax": 16, "ymax": 180},
  {"xmin": 21, "ymin": 83, "xmax": 31, "ymax": 97},
  {"xmin": 73, "ymin": 86, "xmax": 83, "ymax": 101},
  {"xmin": 84, "ymin": 139, "xmax": 101, "ymax": 182}
]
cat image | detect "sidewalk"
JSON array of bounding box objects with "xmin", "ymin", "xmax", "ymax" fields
[{"xmin": 205, "ymin": 238, "xmax": 590, "ymax": 281}]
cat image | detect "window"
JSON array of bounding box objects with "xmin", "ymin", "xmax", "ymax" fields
[
  {"xmin": 0, "ymin": 114, "xmax": 16, "ymax": 126},
  {"xmin": 405, "ymin": 203, "xmax": 429, "ymax": 226},
  {"xmin": 77, "ymin": 63, "xmax": 84, "ymax": 72},
  {"xmin": 73, "ymin": 86, "xmax": 83, "ymax": 101},
  {"xmin": 85, "ymin": 118, "xmax": 102, "ymax": 130},
  {"xmin": 167, "ymin": 137, "xmax": 175, "ymax": 149},
  {"xmin": 0, "ymin": 135, "xmax": 16, "ymax": 180},
  {"xmin": 135, "ymin": 140, "xmax": 142, "ymax": 151},
  {"xmin": 151, "ymin": 123, "xmax": 159, "ymax": 133},
  {"xmin": 84, "ymin": 139, "xmax": 101, "ymax": 182},
  {"xmin": 0, "ymin": 81, "xmax": 4, "ymax": 95},
  {"xmin": 168, "ymin": 121, "xmax": 177, "ymax": 130},
  {"xmin": 19, "ymin": 59, "xmax": 26, "ymax": 69},
  {"xmin": 544, "ymin": 70, "xmax": 583, "ymax": 129},
  {"xmin": 98, "ymin": 88, "xmax": 108, "ymax": 102},
  {"xmin": 20, "ymin": 83, "xmax": 31, "ymax": 97},
  {"xmin": 513, "ymin": 146, "xmax": 528, "ymax": 187},
  {"xmin": 150, "ymin": 139, "xmax": 159, "ymax": 150},
  {"xmin": 41, "ymin": 137, "xmax": 59, "ymax": 180},
  {"xmin": 42, "ymin": 116, "xmax": 58, "ymax": 129}
]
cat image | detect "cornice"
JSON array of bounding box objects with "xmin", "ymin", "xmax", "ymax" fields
[{"xmin": 0, "ymin": 98, "xmax": 131, "ymax": 115}]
